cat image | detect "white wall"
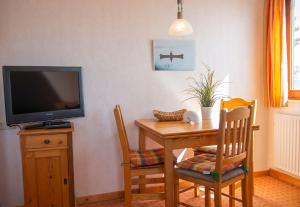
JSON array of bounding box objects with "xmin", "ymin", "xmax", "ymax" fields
[{"xmin": 0, "ymin": 0, "xmax": 267, "ymax": 206}]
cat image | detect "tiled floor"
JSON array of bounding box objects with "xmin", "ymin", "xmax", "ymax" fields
[{"xmin": 83, "ymin": 176, "xmax": 300, "ymax": 207}]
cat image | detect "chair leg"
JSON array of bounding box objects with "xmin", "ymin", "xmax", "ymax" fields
[
  {"xmin": 124, "ymin": 168, "xmax": 132, "ymax": 207},
  {"xmin": 175, "ymin": 175, "xmax": 180, "ymax": 207},
  {"xmin": 139, "ymin": 175, "xmax": 146, "ymax": 193},
  {"xmin": 229, "ymin": 184, "xmax": 236, "ymax": 207},
  {"xmin": 214, "ymin": 186, "xmax": 222, "ymax": 207},
  {"xmin": 205, "ymin": 187, "xmax": 211, "ymax": 207},
  {"xmin": 242, "ymin": 176, "xmax": 250, "ymax": 207},
  {"xmin": 194, "ymin": 183, "xmax": 199, "ymax": 197},
  {"xmin": 193, "ymin": 151, "xmax": 199, "ymax": 198}
]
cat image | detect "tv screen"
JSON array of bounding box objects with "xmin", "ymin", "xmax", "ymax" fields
[{"xmin": 3, "ymin": 66, "xmax": 85, "ymax": 125}]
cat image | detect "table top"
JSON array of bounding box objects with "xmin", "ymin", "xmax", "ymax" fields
[{"xmin": 135, "ymin": 119, "xmax": 260, "ymax": 139}]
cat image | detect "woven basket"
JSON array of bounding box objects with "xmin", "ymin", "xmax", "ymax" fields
[{"xmin": 153, "ymin": 109, "xmax": 187, "ymax": 121}]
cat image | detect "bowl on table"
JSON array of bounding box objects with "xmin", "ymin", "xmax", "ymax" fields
[{"xmin": 153, "ymin": 109, "xmax": 187, "ymax": 121}]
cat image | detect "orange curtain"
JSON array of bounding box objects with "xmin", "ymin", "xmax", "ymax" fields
[{"xmin": 265, "ymin": 0, "xmax": 289, "ymax": 107}]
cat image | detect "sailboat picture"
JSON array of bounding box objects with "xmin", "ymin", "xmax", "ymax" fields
[{"xmin": 153, "ymin": 40, "xmax": 195, "ymax": 71}]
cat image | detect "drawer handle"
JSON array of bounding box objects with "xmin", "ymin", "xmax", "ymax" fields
[{"xmin": 44, "ymin": 139, "xmax": 51, "ymax": 144}]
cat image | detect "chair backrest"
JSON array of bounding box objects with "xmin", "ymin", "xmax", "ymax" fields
[
  {"xmin": 114, "ymin": 105, "xmax": 130, "ymax": 164},
  {"xmin": 215, "ymin": 106, "xmax": 254, "ymax": 181},
  {"xmin": 220, "ymin": 98, "xmax": 257, "ymax": 123}
]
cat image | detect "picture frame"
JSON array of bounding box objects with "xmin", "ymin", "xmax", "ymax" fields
[{"xmin": 153, "ymin": 39, "xmax": 196, "ymax": 71}]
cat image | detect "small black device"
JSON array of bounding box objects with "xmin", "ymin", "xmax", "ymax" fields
[
  {"xmin": 23, "ymin": 120, "xmax": 72, "ymax": 130},
  {"xmin": 2, "ymin": 66, "xmax": 85, "ymax": 128}
]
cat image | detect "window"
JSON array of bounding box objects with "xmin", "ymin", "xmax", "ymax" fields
[{"xmin": 289, "ymin": 0, "xmax": 300, "ymax": 99}]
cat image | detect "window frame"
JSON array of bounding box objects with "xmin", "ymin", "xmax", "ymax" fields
[{"xmin": 288, "ymin": 0, "xmax": 300, "ymax": 99}]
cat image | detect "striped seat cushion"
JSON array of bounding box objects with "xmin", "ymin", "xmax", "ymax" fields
[
  {"xmin": 194, "ymin": 144, "xmax": 238, "ymax": 155},
  {"xmin": 193, "ymin": 145, "xmax": 218, "ymax": 155},
  {"xmin": 130, "ymin": 148, "xmax": 166, "ymax": 168},
  {"xmin": 177, "ymin": 153, "xmax": 242, "ymax": 175},
  {"xmin": 176, "ymin": 167, "xmax": 245, "ymax": 183}
]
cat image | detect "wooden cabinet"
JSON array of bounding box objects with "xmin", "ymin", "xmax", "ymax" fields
[{"xmin": 19, "ymin": 127, "xmax": 75, "ymax": 207}]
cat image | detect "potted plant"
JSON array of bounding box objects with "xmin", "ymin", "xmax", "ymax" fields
[{"xmin": 185, "ymin": 66, "xmax": 225, "ymax": 120}]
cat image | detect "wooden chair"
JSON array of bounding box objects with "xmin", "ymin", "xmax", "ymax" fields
[
  {"xmin": 194, "ymin": 98, "xmax": 257, "ymax": 155},
  {"xmin": 114, "ymin": 105, "xmax": 166, "ymax": 207},
  {"xmin": 193, "ymin": 98, "xmax": 257, "ymax": 206},
  {"xmin": 176, "ymin": 106, "xmax": 255, "ymax": 207}
]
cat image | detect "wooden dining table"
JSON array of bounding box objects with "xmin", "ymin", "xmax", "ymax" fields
[{"xmin": 135, "ymin": 118, "xmax": 259, "ymax": 207}]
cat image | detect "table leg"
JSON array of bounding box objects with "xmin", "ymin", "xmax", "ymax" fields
[
  {"xmin": 139, "ymin": 128, "xmax": 146, "ymax": 151},
  {"xmin": 164, "ymin": 140, "xmax": 175, "ymax": 207},
  {"xmin": 249, "ymin": 133, "xmax": 254, "ymax": 207},
  {"xmin": 139, "ymin": 128, "xmax": 146, "ymax": 193}
]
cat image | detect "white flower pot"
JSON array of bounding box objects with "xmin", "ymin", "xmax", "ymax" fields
[{"xmin": 201, "ymin": 107, "xmax": 213, "ymax": 120}]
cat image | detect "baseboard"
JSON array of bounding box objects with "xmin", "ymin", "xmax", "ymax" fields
[
  {"xmin": 76, "ymin": 184, "xmax": 166, "ymax": 205},
  {"xmin": 254, "ymin": 169, "xmax": 270, "ymax": 177},
  {"xmin": 270, "ymin": 168, "xmax": 300, "ymax": 187},
  {"xmin": 76, "ymin": 190, "xmax": 124, "ymax": 205}
]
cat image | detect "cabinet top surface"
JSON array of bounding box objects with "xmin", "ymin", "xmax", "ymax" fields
[{"xmin": 18, "ymin": 126, "xmax": 74, "ymax": 136}]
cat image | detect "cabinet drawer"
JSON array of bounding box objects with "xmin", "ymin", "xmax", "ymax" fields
[{"xmin": 25, "ymin": 134, "xmax": 68, "ymax": 149}]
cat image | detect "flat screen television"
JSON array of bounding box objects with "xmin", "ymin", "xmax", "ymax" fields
[{"xmin": 3, "ymin": 66, "xmax": 85, "ymax": 126}]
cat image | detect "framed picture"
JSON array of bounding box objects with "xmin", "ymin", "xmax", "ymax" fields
[{"xmin": 153, "ymin": 40, "xmax": 195, "ymax": 71}]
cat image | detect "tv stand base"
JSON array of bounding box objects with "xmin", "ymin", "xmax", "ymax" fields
[{"xmin": 23, "ymin": 120, "xmax": 71, "ymax": 130}]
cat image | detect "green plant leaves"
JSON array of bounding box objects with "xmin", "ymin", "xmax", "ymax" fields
[{"xmin": 184, "ymin": 66, "xmax": 226, "ymax": 107}]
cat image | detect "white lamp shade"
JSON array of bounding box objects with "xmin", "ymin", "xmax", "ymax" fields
[{"xmin": 168, "ymin": 18, "xmax": 193, "ymax": 36}]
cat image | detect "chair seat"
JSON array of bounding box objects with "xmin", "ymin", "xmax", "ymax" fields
[
  {"xmin": 176, "ymin": 167, "xmax": 245, "ymax": 182},
  {"xmin": 194, "ymin": 145, "xmax": 218, "ymax": 155},
  {"xmin": 176, "ymin": 153, "xmax": 242, "ymax": 175},
  {"xmin": 194, "ymin": 144, "xmax": 239, "ymax": 155},
  {"xmin": 130, "ymin": 148, "xmax": 166, "ymax": 168}
]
